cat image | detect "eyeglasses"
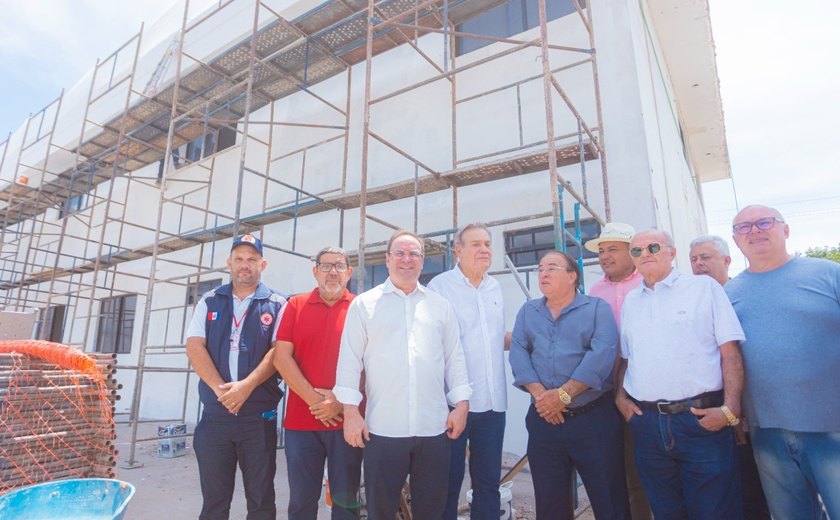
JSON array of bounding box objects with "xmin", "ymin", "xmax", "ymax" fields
[
  {"xmin": 316, "ymin": 262, "xmax": 348, "ymax": 273},
  {"xmin": 732, "ymin": 217, "xmax": 784, "ymax": 235},
  {"xmin": 629, "ymin": 243, "xmax": 664, "ymax": 258},
  {"xmin": 389, "ymin": 250, "xmax": 424, "ymax": 260},
  {"xmin": 537, "ymin": 266, "xmax": 572, "ymax": 274}
]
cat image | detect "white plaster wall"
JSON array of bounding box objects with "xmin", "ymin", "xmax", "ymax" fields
[
  {"xmin": 623, "ymin": 0, "xmax": 707, "ymax": 268},
  {"xmin": 1, "ymin": 0, "xmax": 714, "ymax": 455}
]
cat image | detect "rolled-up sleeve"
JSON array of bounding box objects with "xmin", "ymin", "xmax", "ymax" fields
[
  {"xmin": 569, "ymin": 298, "xmax": 617, "ymax": 390},
  {"xmin": 442, "ymin": 302, "xmax": 472, "ymax": 405},
  {"xmin": 333, "ymin": 299, "xmax": 366, "ymax": 406},
  {"xmin": 509, "ymin": 304, "xmax": 540, "ymax": 391},
  {"xmin": 710, "ymin": 282, "xmax": 746, "ymax": 345}
]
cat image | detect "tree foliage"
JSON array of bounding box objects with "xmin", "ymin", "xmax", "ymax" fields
[{"xmin": 803, "ymin": 245, "xmax": 840, "ymax": 263}]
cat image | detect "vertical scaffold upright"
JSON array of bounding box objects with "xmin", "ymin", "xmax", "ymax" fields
[{"xmin": 0, "ymin": 0, "xmax": 611, "ymax": 469}]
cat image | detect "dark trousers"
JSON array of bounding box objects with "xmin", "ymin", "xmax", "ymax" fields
[
  {"xmin": 623, "ymin": 423, "xmax": 652, "ymax": 520},
  {"xmin": 628, "ymin": 410, "xmax": 742, "ymax": 520},
  {"xmin": 739, "ymin": 432, "xmax": 770, "ymax": 520},
  {"xmin": 364, "ymin": 433, "xmax": 451, "ymax": 520},
  {"xmin": 284, "ymin": 429, "xmax": 363, "ymax": 520},
  {"xmin": 526, "ymin": 400, "xmax": 630, "ymax": 520},
  {"xmin": 444, "ymin": 410, "xmax": 506, "ymax": 520},
  {"xmin": 193, "ymin": 413, "xmax": 277, "ymax": 520}
]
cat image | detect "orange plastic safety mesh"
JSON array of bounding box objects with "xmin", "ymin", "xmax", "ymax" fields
[{"xmin": 0, "ymin": 340, "xmax": 116, "ymax": 494}]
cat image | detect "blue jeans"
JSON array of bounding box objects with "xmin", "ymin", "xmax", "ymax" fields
[
  {"xmin": 750, "ymin": 427, "xmax": 840, "ymax": 520},
  {"xmin": 526, "ymin": 400, "xmax": 629, "ymax": 520},
  {"xmin": 444, "ymin": 410, "xmax": 506, "ymax": 520},
  {"xmin": 628, "ymin": 411, "xmax": 741, "ymax": 520},
  {"xmin": 284, "ymin": 429, "xmax": 363, "ymax": 519},
  {"xmin": 738, "ymin": 432, "xmax": 770, "ymax": 520},
  {"xmin": 193, "ymin": 412, "xmax": 277, "ymax": 520}
]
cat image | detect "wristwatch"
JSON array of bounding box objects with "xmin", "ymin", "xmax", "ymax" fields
[
  {"xmin": 557, "ymin": 387, "xmax": 573, "ymax": 406},
  {"xmin": 720, "ymin": 405, "xmax": 740, "ymax": 427}
]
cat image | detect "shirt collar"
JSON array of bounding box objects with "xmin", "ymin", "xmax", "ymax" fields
[
  {"xmin": 527, "ymin": 292, "xmax": 589, "ymax": 320},
  {"xmin": 307, "ymin": 287, "xmax": 352, "ymax": 305},
  {"xmin": 218, "ymin": 281, "xmax": 269, "ymax": 300},
  {"xmin": 233, "ymin": 292, "xmax": 255, "ymax": 304},
  {"xmin": 383, "ymin": 277, "xmax": 425, "ymax": 296},
  {"xmin": 641, "ymin": 267, "xmax": 681, "ymax": 291},
  {"xmin": 599, "ymin": 269, "xmax": 641, "ymax": 286},
  {"xmin": 455, "ymin": 263, "xmax": 488, "ymax": 287}
]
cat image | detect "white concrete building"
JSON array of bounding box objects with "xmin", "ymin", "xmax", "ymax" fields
[{"xmin": 0, "ymin": 0, "xmax": 728, "ymax": 458}]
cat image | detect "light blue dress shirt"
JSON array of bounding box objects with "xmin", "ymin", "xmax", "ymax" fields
[{"xmin": 509, "ymin": 293, "xmax": 617, "ymax": 406}]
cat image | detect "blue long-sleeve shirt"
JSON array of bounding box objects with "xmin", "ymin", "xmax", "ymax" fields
[{"xmin": 509, "ymin": 293, "xmax": 617, "ymax": 406}]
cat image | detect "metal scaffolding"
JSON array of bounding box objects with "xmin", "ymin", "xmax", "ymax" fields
[{"xmin": 0, "ymin": 0, "xmax": 609, "ymax": 466}]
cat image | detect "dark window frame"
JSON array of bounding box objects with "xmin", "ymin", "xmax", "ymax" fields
[
  {"xmin": 38, "ymin": 305, "xmax": 66, "ymax": 342},
  {"xmin": 96, "ymin": 294, "xmax": 137, "ymax": 354},
  {"xmin": 348, "ymin": 252, "xmax": 450, "ymax": 294},
  {"xmin": 455, "ymin": 0, "xmax": 585, "ymax": 56},
  {"xmin": 504, "ymin": 219, "xmax": 600, "ymax": 268},
  {"xmin": 59, "ymin": 192, "xmax": 88, "ymax": 218},
  {"xmin": 170, "ymin": 124, "xmax": 238, "ymax": 170},
  {"xmin": 186, "ymin": 278, "xmax": 223, "ymax": 306}
]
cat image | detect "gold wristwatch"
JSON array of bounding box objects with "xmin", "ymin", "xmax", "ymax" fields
[
  {"xmin": 557, "ymin": 387, "xmax": 573, "ymax": 405},
  {"xmin": 720, "ymin": 405, "xmax": 740, "ymax": 427}
]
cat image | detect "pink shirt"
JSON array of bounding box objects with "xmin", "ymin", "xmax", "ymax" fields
[{"xmin": 587, "ymin": 270, "xmax": 642, "ymax": 329}]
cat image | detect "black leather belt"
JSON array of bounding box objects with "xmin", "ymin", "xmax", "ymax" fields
[
  {"xmin": 563, "ymin": 391, "xmax": 611, "ymax": 418},
  {"xmin": 632, "ymin": 390, "xmax": 723, "ymax": 415}
]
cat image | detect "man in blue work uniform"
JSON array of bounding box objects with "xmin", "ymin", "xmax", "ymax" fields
[{"xmin": 186, "ymin": 233, "xmax": 287, "ymax": 520}]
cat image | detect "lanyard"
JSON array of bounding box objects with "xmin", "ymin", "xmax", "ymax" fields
[
  {"xmin": 232, "ymin": 309, "xmax": 248, "ymax": 329},
  {"xmin": 230, "ymin": 309, "xmax": 248, "ymax": 351}
]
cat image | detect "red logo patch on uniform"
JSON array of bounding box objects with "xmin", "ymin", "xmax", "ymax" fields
[{"xmin": 260, "ymin": 312, "xmax": 273, "ymax": 326}]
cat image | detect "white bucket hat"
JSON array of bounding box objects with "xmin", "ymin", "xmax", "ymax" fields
[{"xmin": 584, "ymin": 222, "xmax": 636, "ymax": 253}]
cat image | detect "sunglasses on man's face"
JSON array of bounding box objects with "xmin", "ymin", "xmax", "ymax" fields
[{"xmin": 629, "ymin": 243, "xmax": 663, "ymax": 258}]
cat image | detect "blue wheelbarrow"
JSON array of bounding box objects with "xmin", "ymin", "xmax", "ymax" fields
[{"xmin": 0, "ymin": 478, "xmax": 136, "ymax": 519}]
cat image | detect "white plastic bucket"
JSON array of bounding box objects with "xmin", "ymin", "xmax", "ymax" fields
[{"xmin": 465, "ymin": 482, "xmax": 513, "ymax": 520}]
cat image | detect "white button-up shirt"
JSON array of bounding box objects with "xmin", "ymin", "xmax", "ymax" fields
[
  {"xmin": 334, "ymin": 278, "xmax": 472, "ymax": 437},
  {"xmin": 428, "ymin": 265, "xmax": 507, "ymax": 413},
  {"xmin": 620, "ymin": 269, "xmax": 745, "ymax": 401}
]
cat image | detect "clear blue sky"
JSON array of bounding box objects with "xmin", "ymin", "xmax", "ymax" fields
[{"xmin": 1, "ymin": 0, "xmax": 837, "ymax": 267}]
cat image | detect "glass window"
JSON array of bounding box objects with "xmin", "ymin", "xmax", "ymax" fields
[
  {"xmin": 456, "ymin": 0, "xmax": 585, "ymax": 55},
  {"xmin": 216, "ymin": 125, "xmax": 237, "ymax": 151},
  {"xmin": 171, "ymin": 124, "xmax": 236, "ymax": 169},
  {"xmin": 419, "ymin": 254, "xmax": 447, "ymax": 287},
  {"xmin": 37, "ymin": 305, "xmax": 66, "ymax": 342},
  {"xmin": 59, "ymin": 193, "xmax": 87, "ymax": 218},
  {"xmin": 186, "ymin": 136, "xmax": 204, "ymax": 163},
  {"xmin": 186, "ymin": 278, "xmax": 222, "ymax": 306},
  {"xmin": 96, "ymin": 294, "xmax": 137, "ymax": 354},
  {"xmin": 504, "ymin": 218, "xmax": 600, "ymax": 267},
  {"xmin": 348, "ymin": 253, "xmax": 448, "ymax": 293}
]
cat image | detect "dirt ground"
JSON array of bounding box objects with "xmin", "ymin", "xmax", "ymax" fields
[{"xmin": 114, "ymin": 422, "xmax": 594, "ymax": 519}]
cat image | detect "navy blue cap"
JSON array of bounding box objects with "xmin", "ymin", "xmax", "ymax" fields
[{"xmin": 231, "ymin": 233, "xmax": 263, "ymax": 256}]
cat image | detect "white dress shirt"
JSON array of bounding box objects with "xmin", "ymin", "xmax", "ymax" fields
[
  {"xmin": 334, "ymin": 278, "xmax": 472, "ymax": 437},
  {"xmin": 427, "ymin": 265, "xmax": 507, "ymax": 413},
  {"xmin": 620, "ymin": 269, "xmax": 745, "ymax": 401}
]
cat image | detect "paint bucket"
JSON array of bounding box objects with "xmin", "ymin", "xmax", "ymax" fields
[
  {"xmin": 465, "ymin": 482, "xmax": 513, "ymax": 520},
  {"xmin": 322, "ymin": 477, "xmax": 332, "ymax": 512}
]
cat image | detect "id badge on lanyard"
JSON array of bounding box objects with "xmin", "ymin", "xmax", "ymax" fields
[{"xmin": 230, "ymin": 310, "xmax": 247, "ymax": 352}]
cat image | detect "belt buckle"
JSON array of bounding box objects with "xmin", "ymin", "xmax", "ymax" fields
[{"xmin": 656, "ymin": 401, "xmax": 670, "ymax": 414}]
